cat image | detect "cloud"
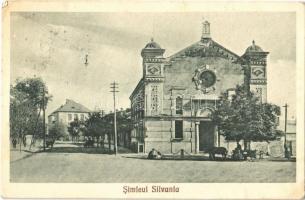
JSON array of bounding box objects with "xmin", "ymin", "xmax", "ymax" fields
[
  {"xmin": 10, "ymin": 12, "xmax": 296, "ymax": 118},
  {"xmin": 267, "ymin": 59, "xmax": 296, "ymax": 119}
]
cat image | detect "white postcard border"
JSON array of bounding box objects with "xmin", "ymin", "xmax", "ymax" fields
[{"xmin": 1, "ymin": 1, "xmax": 304, "ymax": 199}]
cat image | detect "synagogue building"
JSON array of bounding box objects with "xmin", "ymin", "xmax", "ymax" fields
[{"xmin": 130, "ymin": 21, "xmax": 268, "ymax": 153}]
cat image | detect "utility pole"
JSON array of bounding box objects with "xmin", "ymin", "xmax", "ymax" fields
[
  {"xmin": 110, "ymin": 81, "xmax": 119, "ymax": 156},
  {"xmin": 42, "ymin": 86, "xmax": 46, "ymax": 151},
  {"xmin": 283, "ymin": 103, "xmax": 288, "ymax": 158}
]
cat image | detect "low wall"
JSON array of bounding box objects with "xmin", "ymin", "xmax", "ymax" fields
[{"xmin": 219, "ymin": 137, "xmax": 286, "ymax": 157}]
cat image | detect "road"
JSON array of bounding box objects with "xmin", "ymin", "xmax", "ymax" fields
[{"xmin": 10, "ymin": 142, "xmax": 296, "ymax": 183}]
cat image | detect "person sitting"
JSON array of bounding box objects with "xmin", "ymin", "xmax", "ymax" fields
[
  {"xmin": 232, "ymin": 145, "xmax": 243, "ymax": 161},
  {"xmin": 237, "ymin": 142, "xmax": 242, "ymax": 150},
  {"xmin": 259, "ymin": 150, "xmax": 264, "ymax": 159},
  {"xmin": 148, "ymin": 148, "xmax": 162, "ymax": 159},
  {"xmin": 156, "ymin": 150, "xmax": 162, "ymax": 159}
]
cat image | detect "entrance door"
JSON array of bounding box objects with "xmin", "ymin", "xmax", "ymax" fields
[{"xmin": 199, "ymin": 121, "xmax": 215, "ymax": 151}]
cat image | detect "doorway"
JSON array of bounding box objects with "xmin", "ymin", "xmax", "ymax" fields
[{"xmin": 199, "ymin": 121, "xmax": 215, "ymax": 151}]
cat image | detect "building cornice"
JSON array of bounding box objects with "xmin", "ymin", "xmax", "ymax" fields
[
  {"xmin": 250, "ymin": 79, "xmax": 267, "ymax": 85},
  {"xmin": 143, "ymin": 57, "xmax": 164, "ymax": 63},
  {"xmin": 130, "ymin": 78, "xmax": 145, "ymax": 100},
  {"xmin": 144, "ymin": 77, "xmax": 165, "ymax": 83}
]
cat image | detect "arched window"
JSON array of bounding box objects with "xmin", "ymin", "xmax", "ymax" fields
[{"xmin": 176, "ymin": 97, "xmax": 183, "ymax": 115}]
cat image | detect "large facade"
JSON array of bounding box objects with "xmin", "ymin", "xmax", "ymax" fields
[{"xmin": 130, "ymin": 21, "xmax": 268, "ymax": 153}]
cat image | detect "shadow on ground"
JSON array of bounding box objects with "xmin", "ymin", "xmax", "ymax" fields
[
  {"xmin": 45, "ymin": 146, "xmax": 114, "ymax": 154},
  {"xmin": 123, "ymin": 155, "xmax": 296, "ymax": 162},
  {"xmin": 37, "ymin": 140, "xmax": 133, "ymax": 154},
  {"xmin": 123, "ymin": 155, "xmax": 231, "ymax": 162},
  {"xmin": 268, "ymin": 158, "xmax": 296, "ymax": 162}
]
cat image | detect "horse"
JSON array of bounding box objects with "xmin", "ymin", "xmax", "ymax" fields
[{"xmin": 207, "ymin": 147, "xmax": 228, "ymax": 161}]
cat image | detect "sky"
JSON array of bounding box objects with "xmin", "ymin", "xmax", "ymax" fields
[{"xmin": 11, "ymin": 12, "xmax": 296, "ymax": 119}]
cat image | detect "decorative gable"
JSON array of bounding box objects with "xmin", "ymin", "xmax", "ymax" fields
[{"xmin": 169, "ymin": 39, "xmax": 244, "ymax": 64}]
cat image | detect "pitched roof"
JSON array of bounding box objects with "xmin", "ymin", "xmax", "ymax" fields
[{"xmin": 50, "ymin": 99, "xmax": 91, "ymax": 115}]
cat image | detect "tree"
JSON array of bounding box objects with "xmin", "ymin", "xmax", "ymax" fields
[
  {"xmin": 102, "ymin": 108, "xmax": 133, "ymax": 148},
  {"xmin": 116, "ymin": 108, "xmax": 133, "ymax": 147},
  {"xmin": 81, "ymin": 109, "xmax": 133, "ymax": 152},
  {"xmin": 212, "ymin": 84, "xmax": 283, "ymax": 150},
  {"xmin": 83, "ymin": 112, "xmax": 112, "ymax": 149},
  {"xmin": 67, "ymin": 119, "xmax": 82, "ymax": 143},
  {"xmin": 10, "ymin": 77, "xmax": 52, "ymax": 151},
  {"xmin": 48, "ymin": 122, "xmax": 66, "ymax": 140}
]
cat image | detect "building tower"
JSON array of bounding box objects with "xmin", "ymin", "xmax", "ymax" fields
[
  {"xmin": 141, "ymin": 38, "xmax": 165, "ymax": 116},
  {"xmin": 242, "ymin": 40, "xmax": 269, "ymax": 103}
]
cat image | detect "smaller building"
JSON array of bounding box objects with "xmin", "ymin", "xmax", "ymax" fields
[
  {"xmin": 278, "ymin": 119, "xmax": 296, "ymax": 156},
  {"xmin": 48, "ymin": 99, "xmax": 91, "ymax": 140},
  {"xmin": 249, "ymin": 119, "xmax": 296, "ymax": 157}
]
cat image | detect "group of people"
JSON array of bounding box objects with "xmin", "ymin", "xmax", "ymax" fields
[
  {"xmin": 83, "ymin": 136, "xmax": 95, "ymax": 147},
  {"xmin": 83, "ymin": 136, "xmax": 107, "ymax": 148},
  {"xmin": 11, "ymin": 137, "xmax": 27, "ymax": 149},
  {"xmin": 232, "ymin": 143, "xmax": 246, "ymax": 160}
]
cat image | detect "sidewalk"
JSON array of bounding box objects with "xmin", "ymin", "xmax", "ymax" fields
[
  {"xmin": 10, "ymin": 143, "xmax": 43, "ymax": 162},
  {"xmin": 122, "ymin": 151, "xmax": 296, "ymax": 162}
]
